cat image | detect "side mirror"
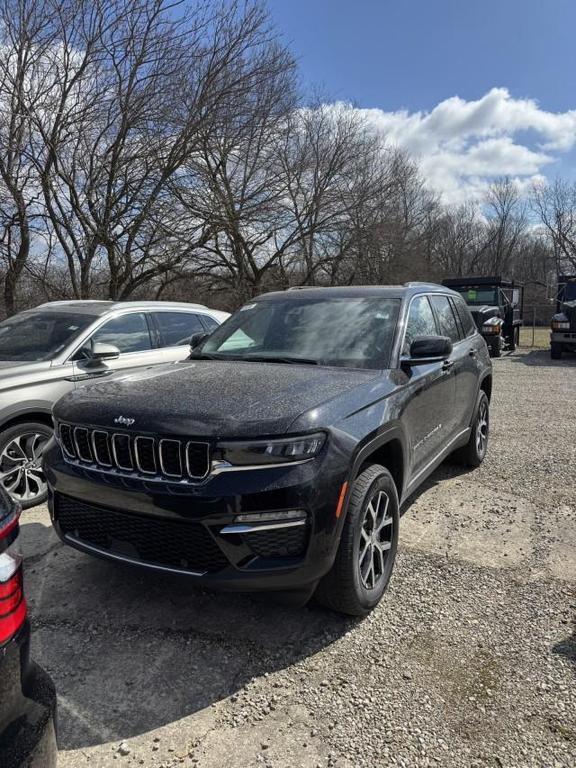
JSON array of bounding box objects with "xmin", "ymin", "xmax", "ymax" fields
[
  {"xmin": 190, "ymin": 332, "xmax": 209, "ymax": 350},
  {"xmin": 91, "ymin": 342, "xmax": 121, "ymax": 361},
  {"xmin": 402, "ymin": 335, "xmax": 452, "ymax": 366}
]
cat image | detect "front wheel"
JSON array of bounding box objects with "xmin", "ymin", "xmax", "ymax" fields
[
  {"xmin": 315, "ymin": 465, "xmax": 399, "ymax": 616},
  {"xmin": 0, "ymin": 422, "xmax": 53, "ymax": 508},
  {"xmin": 551, "ymin": 342, "xmax": 562, "ymax": 360}
]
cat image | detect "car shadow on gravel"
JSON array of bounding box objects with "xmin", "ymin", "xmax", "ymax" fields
[
  {"xmin": 21, "ymin": 455, "xmax": 509, "ymax": 752},
  {"xmin": 400, "ymin": 460, "xmax": 474, "ymax": 512},
  {"xmin": 508, "ymin": 349, "xmax": 576, "ymax": 366},
  {"xmin": 23, "ymin": 521, "xmax": 360, "ymax": 751},
  {"xmin": 553, "ymin": 621, "xmax": 576, "ymax": 677}
]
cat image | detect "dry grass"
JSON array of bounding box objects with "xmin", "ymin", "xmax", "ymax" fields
[{"xmin": 519, "ymin": 326, "xmax": 550, "ymax": 348}]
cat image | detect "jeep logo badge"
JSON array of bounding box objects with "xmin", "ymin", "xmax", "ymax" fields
[{"xmin": 114, "ymin": 415, "xmax": 135, "ymax": 427}]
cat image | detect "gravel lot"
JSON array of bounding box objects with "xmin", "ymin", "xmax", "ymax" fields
[{"xmin": 21, "ymin": 348, "xmax": 576, "ymax": 768}]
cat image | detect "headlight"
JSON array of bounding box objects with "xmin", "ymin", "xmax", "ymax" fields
[{"xmin": 217, "ymin": 432, "xmax": 326, "ymax": 466}]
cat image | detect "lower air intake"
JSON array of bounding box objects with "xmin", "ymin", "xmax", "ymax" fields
[
  {"xmin": 243, "ymin": 525, "xmax": 309, "ymax": 558},
  {"xmin": 55, "ymin": 494, "xmax": 228, "ymax": 573}
]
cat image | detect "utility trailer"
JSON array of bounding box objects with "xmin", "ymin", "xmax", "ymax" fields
[{"xmin": 442, "ymin": 276, "xmax": 524, "ymax": 357}]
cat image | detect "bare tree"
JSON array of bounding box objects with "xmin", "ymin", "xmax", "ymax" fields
[
  {"xmin": 427, "ymin": 202, "xmax": 482, "ymax": 277},
  {"xmin": 169, "ymin": 35, "xmax": 297, "ymax": 301},
  {"xmin": 470, "ymin": 177, "xmax": 527, "ymax": 276},
  {"xmin": 0, "ymin": 0, "xmax": 59, "ymax": 313},
  {"xmin": 531, "ymin": 178, "xmax": 576, "ymax": 275},
  {"xmin": 12, "ymin": 0, "xmax": 292, "ymax": 299}
]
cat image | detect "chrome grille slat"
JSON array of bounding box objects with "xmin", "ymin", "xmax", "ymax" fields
[
  {"xmin": 58, "ymin": 423, "xmax": 210, "ymax": 482},
  {"xmin": 159, "ymin": 439, "xmax": 182, "ymax": 477},
  {"xmin": 74, "ymin": 427, "xmax": 93, "ymax": 462},
  {"xmin": 92, "ymin": 430, "xmax": 112, "ymax": 466},
  {"xmin": 134, "ymin": 436, "xmax": 156, "ymax": 475},
  {"xmin": 111, "ymin": 433, "xmax": 133, "ymax": 471},
  {"xmin": 186, "ymin": 441, "xmax": 210, "ymax": 480},
  {"xmin": 60, "ymin": 424, "xmax": 76, "ymax": 458}
]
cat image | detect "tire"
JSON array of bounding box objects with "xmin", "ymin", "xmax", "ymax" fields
[
  {"xmin": 453, "ymin": 391, "xmax": 489, "ymax": 468},
  {"xmin": 490, "ymin": 340, "xmax": 501, "ymax": 358},
  {"xmin": 0, "ymin": 422, "xmax": 53, "ymax": 509},
  {"xmin": 315, "ymin": 464, "xmax": 399, "ymax": 617},
  {"xmin": 551, "ymin": 343, "xmax": 562, "ymax": 360}
]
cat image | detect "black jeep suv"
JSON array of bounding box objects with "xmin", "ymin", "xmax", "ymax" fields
[{"xmin": 44, "ymin": 284, "xmax": 492, "ymax": 616}]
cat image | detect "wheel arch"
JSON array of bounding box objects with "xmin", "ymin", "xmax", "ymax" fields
[
  {"xmin": 0, "ymin": 410, "xmax": 54, "ymax": 434},
  {"xmin": 349, "ymin": 426, "xmax": 407, "ymax": 505},
  {"xmin": 479, "ymin": 373, "xmax": 492, "ymax": 401}
]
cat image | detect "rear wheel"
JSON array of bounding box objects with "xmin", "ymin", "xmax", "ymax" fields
[
  {"xmin": 0, "ymin": 422, "xmax": 53, "ymax": 508},
  {"xmin": 551, "ymin": 342, "xmax": 562, "ymax": 360},
  {"xmin": 453, "ymin": 391, "xmax": 489, "ymax": 467},
  {"xmin": 490, "ymin": 339, "xmax": 501, "ymax": 358},
  {"xmin": 315, "ymin": 464, "xmax": 399, "ymax": 616}
]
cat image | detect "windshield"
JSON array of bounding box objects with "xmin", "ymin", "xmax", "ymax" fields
[
  {"xmin": 562, "ymin": 282, "xmax": 576, "ymax": 301},
  {"xmin": 200, "ymin": 297, "xmax": 401, "ymax": 369},
  {"xmin": 0, "ymin": 310, "xmax": 97, "ymax": 362},
  {"xmin": 453, "ymin": 286, "xmax": 498, "ymax": 306}
]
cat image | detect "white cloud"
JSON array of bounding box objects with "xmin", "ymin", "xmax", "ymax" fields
[{"xmin": 351, "ymin": 88, "xmax": 576, "ymax": 204}]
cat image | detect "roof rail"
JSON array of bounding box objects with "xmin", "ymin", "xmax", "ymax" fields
[
  {"xmin": 404, "ymin": 281, "xmax": 443, "ymax": 289},
  {"xmin": 36, "ymin": 299, "xmax": 109, "ymax": 307},
  {"xmin": 286, "ymin": 285, "xmax": 319, "ymax": 291}
]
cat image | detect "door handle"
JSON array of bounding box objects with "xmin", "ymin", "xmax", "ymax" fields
[{"xmin": 442, "ymin": 359, "xmax": 454, "ymax": 371}]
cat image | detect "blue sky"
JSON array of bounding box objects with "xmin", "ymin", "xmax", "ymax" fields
[{"xmin": 267, "ymin": 0, "xmax": 576, "ymax": 202}]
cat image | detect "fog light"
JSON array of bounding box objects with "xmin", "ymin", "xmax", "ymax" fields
[{"xmin": 235, "ymin": 510, "xmax": 306, "ymax": 523}]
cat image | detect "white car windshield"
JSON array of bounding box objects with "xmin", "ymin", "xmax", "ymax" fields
[{"xmin": 0, "ymin": 311, "xmax": 97, "ymax": 362}]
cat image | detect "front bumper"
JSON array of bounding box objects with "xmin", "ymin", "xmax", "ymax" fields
[
  {"xmin": 44, "ymin": 439, "xmax": 349, "ymax": 594},
  {"xmin": 551, "ymin": 330, "xmax": 576, "ymax": 347},
  {"xmin": 480, "ymin": 330, "xmax": 502, "ymax": 344},
  {"xmin": 0, "ymin": 623, "xmax": 57, "ymax": 768}
]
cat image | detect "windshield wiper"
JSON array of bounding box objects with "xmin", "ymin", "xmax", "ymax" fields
[
  {"xmin": 188, "ymin": 352, "xmax": 319, "ymax": 365},
  {"xmin": 187, "ymin": 352, "xmax": 227, "ymax": 360},
  {"xmin": 243, "ymin": 354, "xmax": 318, "ymax": 365}
]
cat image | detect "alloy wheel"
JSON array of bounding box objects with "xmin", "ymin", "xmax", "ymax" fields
[
  {"xmin": 0, "ymin": 432, "xmax": 49, "ymax": 503},
  {"xmin": 358, "ymin": 490, "xmax": 394, "ymax": 590},
  {"xmin": 476, "ymin": 399, "xmax": 489, "ymax": 456}
]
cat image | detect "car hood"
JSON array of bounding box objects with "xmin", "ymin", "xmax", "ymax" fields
[
  {"xmin": 468, "ymin": 305, "xmax": 501, "ymax": 326},
  {"xmin": 560, "ymin": 299, "xmax": 576, "ymax": 329},
  {"xmin": 54, "ymin": 360, "xmax": 380, "ymax": 437}
]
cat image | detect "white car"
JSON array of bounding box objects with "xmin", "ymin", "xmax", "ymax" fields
[{"xmin": 0, "ymin": 300, "xmax": 229, "ymax": 507}]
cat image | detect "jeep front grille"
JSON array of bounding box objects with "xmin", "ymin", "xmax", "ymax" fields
[{"xmin": 59, "ymin": 423, "xmax": 210, "ymax": 481}]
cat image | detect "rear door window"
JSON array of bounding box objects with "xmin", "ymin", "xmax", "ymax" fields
[
  {"xmin": 452, "ymin": 295, "xmax": 477, "ymax": 338},
  {"xmin": 153, "ymin": 312, "xmax": 206, "ymax": 347},
  {"xmin": 201, "ymin": 315, "xmax": 219, "ymax": 332}
]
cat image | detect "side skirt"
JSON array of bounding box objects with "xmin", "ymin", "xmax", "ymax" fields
[{"xmin": 401, "ymin": 427, "xmax": 471, "ymax": 504}]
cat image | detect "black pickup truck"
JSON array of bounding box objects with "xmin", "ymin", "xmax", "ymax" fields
[
  {"xmin": 550, "ymin": 274, "xmax": 576, "ymax": 359},
  {"xmin": 442, "ymin": 276, "xmax": 523, "ymax": 357},
  {"xmin": 44, "ymin": 283, "xmax": 492, "ymax": 616}
]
